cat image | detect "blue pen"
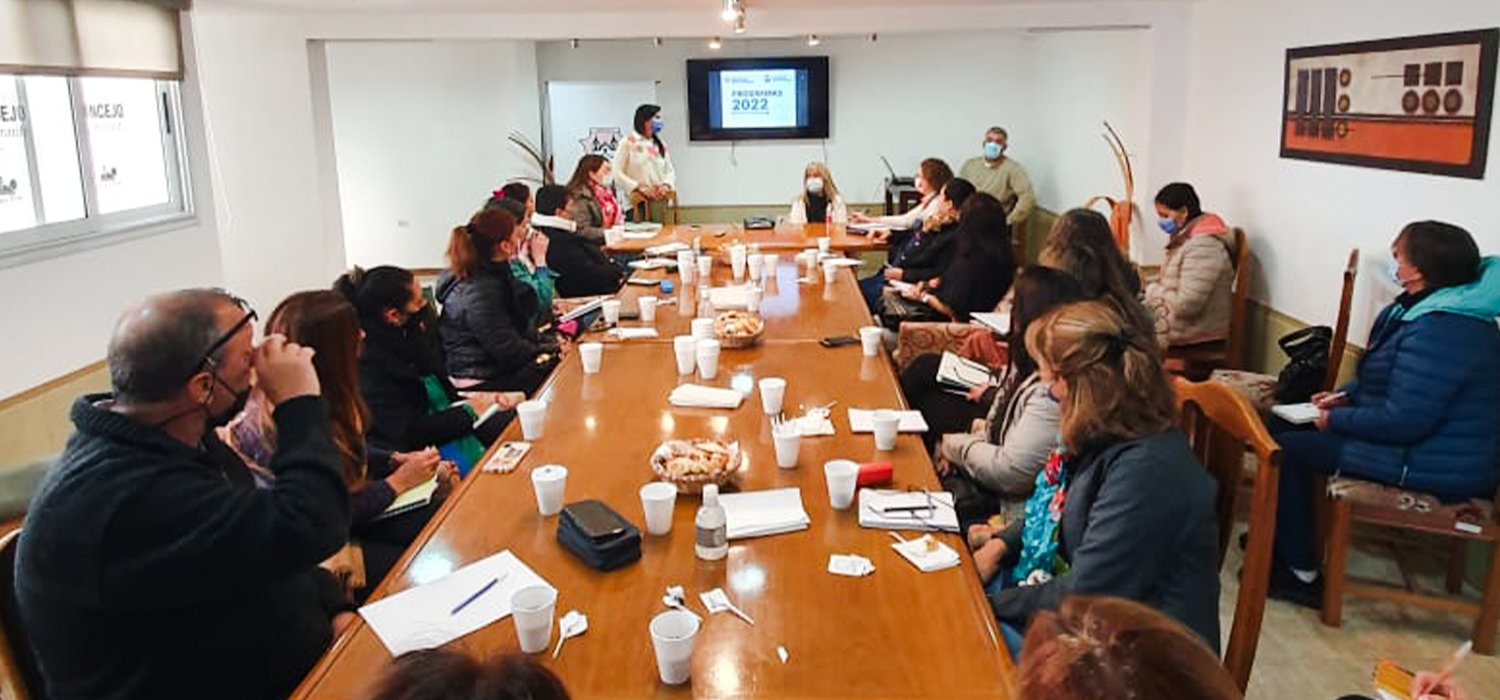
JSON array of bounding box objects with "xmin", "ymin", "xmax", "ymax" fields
[{"xmin": 451, "ymin": 576, "xmax": 501, "ymax": 616}]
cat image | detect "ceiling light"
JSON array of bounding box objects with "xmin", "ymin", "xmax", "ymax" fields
[
  {"xmin": 569, "ymin": 38, "xmax": 579, "ymax": 49},
  {"xmin": 870, "ymin": 33, "xmax": 878, "ymax": 42},
  {"xmin": 653, "ymin": 37, "xmax": 663, "ymax": 47},
  {"xmin": 708, "ymin": 37, "xmax": 723, "ymax": 50},
  {"xmin": 807, "ymin": 34, "xmax": 820, "ymax": 46},
  {"xmin": 721, "ymin": 0, "xmax": 742, "ymax": 22},
  {"xmin": 734, "ymin": 16, "xmax": 746, "ymax": 34}
]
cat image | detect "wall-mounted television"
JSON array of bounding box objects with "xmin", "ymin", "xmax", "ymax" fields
[{"xmin": 686, "ymin": 56, "xmax": 830, "ymax": 141}]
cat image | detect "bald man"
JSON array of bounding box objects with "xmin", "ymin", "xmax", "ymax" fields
[{"xmin": 16, "ymin": 289, "xmax": 354, "ymax": 700}]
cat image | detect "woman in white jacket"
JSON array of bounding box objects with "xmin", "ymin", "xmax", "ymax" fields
[
  {"xmin": 932, "ymin": 266, "xmax": 1086, "ymax": 525},
  {"xmin": 612, "ymin": 104, "xmax": 676, "ymax": 222},
  {"xmin": 785, "ymin": 162, "xmax": 849, "ymax": 225}
]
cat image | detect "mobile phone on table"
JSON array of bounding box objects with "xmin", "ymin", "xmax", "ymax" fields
[{"xmin": 820, "ymin": 335, "xmax": 860, "ymax": 348}]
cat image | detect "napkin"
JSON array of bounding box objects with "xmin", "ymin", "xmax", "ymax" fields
[
  {"xmin": 847, "ymin": 408, "xmax": 929, "ymax": 433},
  {"xmin": 669, "ymin": 384, "xmax": 744, "ymax": 409},
  {"xmin": 821, "ymin": 257, "xmax": 863, "ymax": 268},
  {"xmin": 795, "ymin": 407, "xmax": 836, "ymax": 437},
  {"xmin": 609, "ymin": 328, "xmax": 660, "ymax": 340},
  {"xmin": 828, "ymin": 554, "xmax": 875, "ymax": 577},
  {"xmin": 629, "ymin": 258, "xmax": 678, "ymax": 270},
  {"xmin": 708, "ymin": 285, "xmax": 757, "ymax": 310},
  {"xmin": 890, "ymin": 535, "xmax": 962, "ymax": 573}
]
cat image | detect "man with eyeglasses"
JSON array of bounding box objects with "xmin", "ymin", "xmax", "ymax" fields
[{"xmin": 16, "ymin": 289, "xmax": 355, "ymax": 700}]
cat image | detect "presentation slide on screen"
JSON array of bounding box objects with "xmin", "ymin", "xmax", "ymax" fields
[{"xmin": 712, "ymin": 68, "xmax": 807, "ymax": 129}]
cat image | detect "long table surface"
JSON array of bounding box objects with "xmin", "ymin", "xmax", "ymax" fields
[
  {"xmin": 291, "ymin": 267, "xmax": 1014, "ymax": 700},
  {"xmin": 597, "ymin": 258, "xmax": 875, "ymax": 343},
  {"xmin": 606, "ymin": 222, "xmax": 884, "ymax": 254}
]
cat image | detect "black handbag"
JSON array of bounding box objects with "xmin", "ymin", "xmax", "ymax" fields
[
  {"xmin": 556, "ymin": 500, "xmax": 642, "ymax": 571},
  {"xmin": 1273, "ymin": 325, "xmax": 1332, "ymax": 403}
]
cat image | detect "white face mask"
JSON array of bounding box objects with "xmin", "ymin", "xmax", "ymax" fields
[{"xmin": 805, "ymin": 177, "xmax": 825, "ymax": 195}]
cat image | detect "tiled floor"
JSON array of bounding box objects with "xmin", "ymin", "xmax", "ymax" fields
[{"xmin": 1225, "ymin": 529, "xmax": 1500, "ymax": 698}]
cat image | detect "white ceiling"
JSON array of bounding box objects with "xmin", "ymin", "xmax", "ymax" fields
[{"xmin": 202, "ymin": 0, "xmax": 1186, "ymax": 14}]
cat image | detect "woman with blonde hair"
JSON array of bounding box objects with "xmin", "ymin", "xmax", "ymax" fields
[
  {"xmin": 969, "ymin": 300, "xmax": 1220, "ymax": 656},
  {"xmin": 785, "ymin": 161, "xmax": 849, "ymax": 225}
]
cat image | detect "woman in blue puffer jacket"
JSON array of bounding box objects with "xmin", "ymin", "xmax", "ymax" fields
[{"xmin": 1269, "ymin": 221, "xmax": 1500, "ymax": 608}]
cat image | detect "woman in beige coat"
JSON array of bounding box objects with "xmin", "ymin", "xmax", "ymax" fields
[{"xmin": 1144, "ymin": 182, "xmax": 1236, "ymax": 347}]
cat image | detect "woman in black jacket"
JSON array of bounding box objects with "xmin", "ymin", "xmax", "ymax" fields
[
  {"xmin": 437, "ymin": 207, "xmax": 563, "ymax": 394},
  {"xmin": 335, "ymin": 266, "xmax": 512, "ymax": 462},
  {"xmin": 533, "ymin": 184, "xmax": 624, "ymax": 298},
  {"xmin": 885, "ymin": 192, "xmax": 1016, "ymax": 325},
  {"xmin": 969, "ymin": 300, "xmax": 1220, "ymax": 656}
]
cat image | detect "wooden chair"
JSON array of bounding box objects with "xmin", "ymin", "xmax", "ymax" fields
[
  {"xmin": 1172, "ymin": 377, "xmax": 1282, "ymax": 692},
  {"xmin": 1165, "ymin": 227, "xmax": 1252, "ymax": 378},
  {"xmin": 630, "ymin": 189, "xmax": 680, "ymax": 225},
  {"xmin": 1320, "ymin": 475, "xmax": 1500, "ymax": 653},
  {"xmin": 1210, "ymin": 248, "xmax": 1359, "ymax": 409},
  {"xmin": 0, "ymin": 529, "xmax": 42, "ymax": 700}
]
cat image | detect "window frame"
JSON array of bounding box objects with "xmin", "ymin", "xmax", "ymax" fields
[{"xmin": 0, "ymin": 75, "xmax": 194, "ymax": 268}]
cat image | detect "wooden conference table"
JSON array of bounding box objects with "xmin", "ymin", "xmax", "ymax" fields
[
  {"xmin": 605, "ymin": 222, "xmax": 883, "ymax": 255},
  {"xmin": 291, "ymin": 264, "xmax": 1014, "ymax": 700}
]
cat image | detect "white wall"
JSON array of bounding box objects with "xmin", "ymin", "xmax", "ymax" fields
[
  {"xmin": 324, "ymin": 41, "xmax": 541, "ymax": 269},
  {"xmin": 539, "ymin": 33, "xmax": 1040, "ymax": 207},
  {"xmin": 191, "ymin": 9, "xmax": 347, "ymax": 319},
  {"xmin": 1028, "ymin": 28, "xmax": 1155, "ymax": 258},
  {"xmin": 1181, "ymin": 0, "xmax": 1500, "ymax": 341},
  {"xmin": 0, "ymin": 16, "xmax": 223, "ymax": 399}
]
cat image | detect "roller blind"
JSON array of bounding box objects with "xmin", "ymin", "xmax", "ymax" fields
[{"xmin": 0, "ymin": 0, "xmax": 188, "ymax": 79}]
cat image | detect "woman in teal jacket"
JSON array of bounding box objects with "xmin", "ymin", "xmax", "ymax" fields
[{"xmin": 1270, "ymin": 221, "xmax": 1500, "ymax": 608}]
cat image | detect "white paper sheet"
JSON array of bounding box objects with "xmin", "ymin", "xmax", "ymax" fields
[
  {"xmin": 846, "ymin": 408, "xmax": 929, "ymax": 433},
  {"xmin": 359, "ymin": 550, "xmax": 554, "ymax": 655}
]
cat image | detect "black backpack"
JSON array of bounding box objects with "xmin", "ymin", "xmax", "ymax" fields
[{"xmin": 1273, "ymin": 325, "xmax": 1332, "ymax": 403}]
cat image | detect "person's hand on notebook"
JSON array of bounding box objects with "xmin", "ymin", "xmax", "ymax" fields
[
  {"xmin": 1312, "ymin": 391, "xmax": 1349, "ymax": 409},
  {"xmin": 388, "ymin": 449, "xmax": 440, "ymax": 493},
  {"xmin": 883, "ymin": 267, "xmax": 904, "ymax": 281},
  {"xmin": 1412, "ymin": 672, "xmax": 1470, "ymax": 700},
  {"xmin": 966, "ymin": 385, "xmax": 988, "ymax": 403},
  {"xmin": 1314, "ymin": 409, "xmax": 1331, "ymax": 432}
]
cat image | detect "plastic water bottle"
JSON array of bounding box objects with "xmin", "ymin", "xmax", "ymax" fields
[{"xmin": 695, "ymin": 484, "xmax": 728, "ymax": 561}]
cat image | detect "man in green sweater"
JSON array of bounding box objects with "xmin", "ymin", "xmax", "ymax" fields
[{"xmin": 958, "ymin": 126, "xmax": 1036, "ymax": 228}]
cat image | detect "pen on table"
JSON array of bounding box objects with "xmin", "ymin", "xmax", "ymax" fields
[{"xmin": 451, "ymin": 574, "xmax": 505, "ymax": 616}]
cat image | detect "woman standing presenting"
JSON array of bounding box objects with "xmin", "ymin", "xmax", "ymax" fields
[{"xmin": 613, "ymin": 104, "xmax": 676, "ymax": 222}]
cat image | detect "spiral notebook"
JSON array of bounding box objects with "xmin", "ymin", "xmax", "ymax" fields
[{"xmin": 373, "ymin": 476, "xmax": 439, "ymax": 521}]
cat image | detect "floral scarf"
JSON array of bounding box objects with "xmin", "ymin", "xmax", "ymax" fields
[
  {"xmin": 593, "ymin": 181, "xmax": 622, "ymax": 228},
  {"xmin": 1013, "ymin": 441, "xmax": 1071, "ymax": 583}
]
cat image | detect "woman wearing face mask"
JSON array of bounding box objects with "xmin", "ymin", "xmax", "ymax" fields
[
  {"xmin": 886, "ymin": 192, "xmax": 1016, "ymax": 325},
  {"xmin": 851, "ymin": 157, "xmax": 954, "ymax": 246},
  {"xmin": 485, "ymin": 197, "xmax": 555, "ymax": 325},
  {"xmin": 221, "ymin": 290, "xmax": 459, "ymax": 601},
  {"xmin": 565, "ymin": 154, "xmax": 624, "ymax": 243},
  {"xmin": 1142, "ymin": 182, "xmax": 1237, "ymax": 348},
  {"xmin": 969, "ymin": 300, "xmax": 1221, "ymax": 658},
  {"xmin": 335, "ymin": 266, "xmax": 514, "ymax": 472},
  {"xmin": 1264, "ymin": 221, "xmax": 1500, "ymax": 609},
  {"xmin": 437, "ymin": 207, "xmax": 564, "ymax": 395},
  {"xmin": 861, "ymin": 179, "xmax": 974, "ymax": 311},
  {"xmin": 612, "ymin": 104, "xmax": 676, "ymax": 222},
  {"xmin": 786, "ymin": 162, "xmax": 849, "ymax": 225}
]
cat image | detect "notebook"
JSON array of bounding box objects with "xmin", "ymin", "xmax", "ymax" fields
[
  {"xmin": 1271, "ymin": 403, "xmax": 1321, "ymax": 424},
  {"xmin": 857, "ymin": 489, "xmax": 960, "ymax": 533},
  {"xmin": 969, "ymin": 311, "xmax": 1010, "ymax": 335},
  {"xmin": 937, "ymin": 351, "xmax": 991, "ymax": 391},
  {"xmin": 359, "ymin": 550, "xmax": 553, "ymax": 655},
  {"xmin": 373, "ymin": 476, "xmax": 439, "ymax": 521}
]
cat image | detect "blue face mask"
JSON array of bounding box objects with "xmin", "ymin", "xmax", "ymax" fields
[
  {"xmin": 1390, "ymin": 261, "xmax": 1411, "ymax": 288},
  {"xmin": 1158, "ymin": 217, "xmax": 1179, "ymax": 235},
  {"xmin": 651, "ymin": 117, "xmax": 664, "ymax": 134},
  {"xmin": 983, "ymin": 142, "xmax": 1003, "ymax": 160}
]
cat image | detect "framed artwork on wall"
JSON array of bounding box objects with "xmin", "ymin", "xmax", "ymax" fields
[{"xmin": 1280, "ymin": 29, "xmax": 1498, "ymax": 179}]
